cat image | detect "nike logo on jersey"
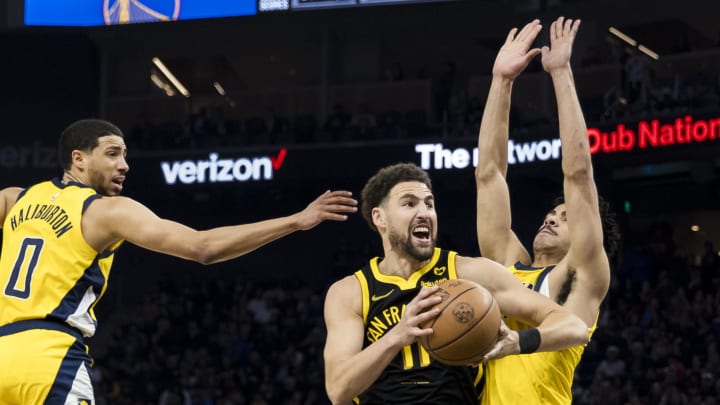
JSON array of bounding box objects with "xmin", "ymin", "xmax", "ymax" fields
[{"xmin": 371, "ymin": 289, "xmax": 395, "ymax": 301}]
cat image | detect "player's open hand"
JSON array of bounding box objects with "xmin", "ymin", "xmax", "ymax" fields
[
  {"xmin": 541, "ymin": 17, "xmax": 581, "ymax": 73},
  {"xmin": 482, "ymin": 320, "xmax": 520, "ymax": 361},
  {"xmin": 492, "ymin": 19, "xmax": 543, "ymax": 80},
  {"xmin": 294, "ymin": 190, "xmax": 357, "ymax": 230}
]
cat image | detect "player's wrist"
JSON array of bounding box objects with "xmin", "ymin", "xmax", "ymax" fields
[{"xmin": 518, "ymin": 328, "xmax": 541, "ymax": 354}]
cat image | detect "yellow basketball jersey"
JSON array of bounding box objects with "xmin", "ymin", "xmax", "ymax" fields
[
  {"xmin": 0, "ymin": 179, "xmax": 122, "ymax": 337},
  {"xmin": 481, "ymin": 262, "xmax": 596, "ymax": 405}
]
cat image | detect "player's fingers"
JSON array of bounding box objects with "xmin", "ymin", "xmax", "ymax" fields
[
  {"xmin": 563, "ymin": 18, "xmax": 573, "ymax": 35},
  {"xmin": 414, "ymin": 307, "xmax": 441, "ymax": 326},
  {"xmin": 322, "ymin": 190, "xmax": 355, "ymax": 200},
  {"xmin": 321, "ymin": 213, "xmax": 349, "ymax": 222},
  {"xmin": 325, "ymin": 204, "xmax": 358, "ymax": 214},
  {"xmin": 555, "ymin": 16, "xmax": 565, "ymax": 39},
  {"xmin": 482, "ymin": 341, "xmax": 505, "ymax": 361},
  {"xmin": 524, "ymin": 48, "xmax": 542, "ymax": 63},
  {"xmin": 571, "ymin": 19, "xmax": 581, "ymax": 37},
  {"xmin": 415, "ymin": 285, "xmax": 440, "ymax": 300},
  {"xmin": 504, "ymin": 27, "xmax": 518, "ymax": 44},
  {"xmin": 324, "ymin": 196, "xmax": 358, "ymax": 207},
  {"xmin": 516, "ymin": 19, "xmax": 540, "ymax": 42},
  {"xmin": 414, "ymin": 327, "xmax": 435, "ymax": 337}
]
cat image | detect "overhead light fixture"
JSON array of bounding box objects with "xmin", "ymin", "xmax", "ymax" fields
[
  {"xmin": 152, "ymin": 57, "xmax": 190, "ymax": 98},
  {"xmin": 638, "ymin": 45, "xmax": 660, "ymax": 60},
  {"xmin": 150, "ymin": 73, "xmax": 176, "ymax": 97},
  {"xmin": 213, "ymin": 81, "xmax": 226, "ymax": 96},
  {"xmin": 691, "ymin": 225, "xmax": 700, "ymax": 232},
  {"xmin": 608, "ymin": 27, "xmax": 637, "ymax": 46}
]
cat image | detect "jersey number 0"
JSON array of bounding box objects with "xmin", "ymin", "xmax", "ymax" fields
[{"xmin": 4, "ymin": 238, "xmax": 45, "ymax": 299}]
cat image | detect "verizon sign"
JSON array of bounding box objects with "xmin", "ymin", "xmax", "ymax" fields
[
  {"xmin": 417, "ymin": 115, "xmax": 720, "ymax": 170},
  {"xmin": 160, "ymin": 149, "xmax": 287, "ymax": 185}
]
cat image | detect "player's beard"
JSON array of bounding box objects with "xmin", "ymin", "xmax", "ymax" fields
[
  {"xmin": 88, "ymin": 170, "xmax": 119, "ymax": 196},
  {"xmin": 389, "ymin": 228, "xmax": 436, "ymax": 261}
]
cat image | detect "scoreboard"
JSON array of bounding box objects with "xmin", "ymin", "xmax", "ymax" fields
[{"xmin": 23, "ymin": 0, "xmax": 454, "ymax": 26}]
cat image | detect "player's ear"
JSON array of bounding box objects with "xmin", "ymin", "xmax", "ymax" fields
[
  {"xmin": 71, "ymin": 150, "xmax": 86, "ymax": 170},
  {"xmin": 372, "ymin": 207, "xmax": 386, "ymax": 230}
]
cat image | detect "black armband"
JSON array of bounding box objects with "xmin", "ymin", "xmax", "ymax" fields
[{"xmin": 518, "ymin": 328, "xmax": 541, "ymax": 354}]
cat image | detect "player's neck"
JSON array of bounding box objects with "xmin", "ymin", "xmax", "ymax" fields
[
  {"xmin": 532, "ymin": 251, "xmax": 563, "ymax": 268},
  {"xmin": 62, "ymin": 172, "xmax": 85, "ymax": 185}
]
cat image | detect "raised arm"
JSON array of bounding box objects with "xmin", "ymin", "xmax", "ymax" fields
[
  {"xmin": 0, "ymin": 187, "xmax": 23, "ymax": 228},
  {"xmin": 85, "ymin": 189, "xmax": 357, "ymax": 264},
  {"xmin": 456, "ymin": 255, "xmax": 588, "ymax": 359},
  {"xmin": 542, "ymin": 17, "xmax": 610, "ymax": 326},
  {"xmin": 476, "ymin": 20, "xmax": 542, "ymax": 266},
  {"xmin": 322, "ymin": 279, "xmax": 441, "ymax": 404}
]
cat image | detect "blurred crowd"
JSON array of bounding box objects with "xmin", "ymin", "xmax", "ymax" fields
[
  {"xmin": 89, "ymin": 221, "xmax": 720, "ymax": 405},
  {"xmin": 126, "ymin": 52, "xmax": 720, "ymax": 152}
]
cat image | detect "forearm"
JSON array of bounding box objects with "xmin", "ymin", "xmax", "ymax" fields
[
  {"xmin": 476, "ymin": 76, "xmax": 514, "ymax": 179},
  {"xmin": 199, "ymin": 214, "xmax": 302, "ymax": 264},
  {"xmin": 550, "ymin": 67, "xmax": 592, "ymax": 175},
  {"xmin": 536, "ymin": 309, "xmax": 589, "ymax": 352},
  {"xmin": 326, "ymin": 334, "xmax": 403, "ymax": 404}
]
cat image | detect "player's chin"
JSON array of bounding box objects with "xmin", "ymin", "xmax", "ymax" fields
[
  {"xmin": 106, "ymin": 184, "xmax": 123, "ymax": 196},
  {"xmin": 412, "ymin": 244, "xmax": 435, "ymax": 261}
]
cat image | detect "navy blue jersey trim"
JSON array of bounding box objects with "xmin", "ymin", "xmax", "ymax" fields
[
  {"xmin": 513, "ymin": 261, "xmax": 539, "ymax": 270},
  {"xmin": 52, "ymin": 177, "xmax": 93, "ymax": 190},
  {"xmin": 44, "ymin": 340, "xmax": 92, "ymax": 404},
  {"xmin": 82, "ymin": 195, "xmax": 101, "ymax": 214},
  {"xmin": 0, "ymin": 319, "xmax": 84, "ymax": 342},
  {"xmin": 15, "ymin": 188, "xmax": 28, "ymax": 202},
  {"xmin": 533, "ymin": 265, "xmax": 555, "ymax": 293},
  {"xmin": 48, "ymin": 256, "xmax": 105, "ymax": 332}
]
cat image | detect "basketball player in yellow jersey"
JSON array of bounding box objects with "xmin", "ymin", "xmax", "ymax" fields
[
  {"xmin": 323, "ymin": 163, "xmax": 590, "ymax": 405},
  {"xmin": 0, "ymin": 119, "xmax": 357, "ymax": 405},
  {"xmin": 475, "ymin": 18, "xmax": 621, "ymax": 404}
]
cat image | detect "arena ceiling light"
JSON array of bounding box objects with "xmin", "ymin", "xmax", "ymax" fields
[
  {"xmin": 608, "ymin": 27, "xmax": 660, "ymax": 60},
  {"xmin": 608, "ymin": 27, "xmax": 637, "ymax": 46},
  {"xmin": 150, "ymin": 72, "xmax": 176, "ymax": 97},
  {"xmin": 638, "ymin": 45, "xmax": 660, "ymax": 60},
  {"xmin": 152, "ymin": 57, "xmax": 190, "ymax": 98},
  {"xmin": 213, "ymin": 81, "xmax": 226, "ymax": 96}
]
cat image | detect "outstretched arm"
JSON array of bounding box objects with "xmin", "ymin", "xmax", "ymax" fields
[
  {"xmin": 0, "ymin": 187, "xmax": 23, "ymax": 228},
  {"xmin": 85, "ymin": 190, "xmax": 358, "ymax": 264},
  {"xmin": 476, "ymin": 20, "xmax": 542, "ymax": 266},
  {"xmin": 542, "ymin": 17, "xmax": 611, "ymax": 326},
  {"xmin": 323, "ymin": 280, "xmax": 441, "ymax": 404}
]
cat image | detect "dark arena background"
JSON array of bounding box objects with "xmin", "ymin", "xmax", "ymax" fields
[{"xmin": 2, "ymin": 0, "xmax": 719, "ymax": 403}]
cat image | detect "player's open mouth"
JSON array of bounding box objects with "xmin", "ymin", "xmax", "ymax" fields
[
  {"xmin": 111, "ymin": 177, "xmax": 125, "ymax": 190},
  {"xmin": 412, "ymin": 226, "xmax": 431, "ymax": 241}
]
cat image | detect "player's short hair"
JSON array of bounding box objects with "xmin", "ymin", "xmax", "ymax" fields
[
  {"xmin": 553, "ymin": 194, "xmax": 621, "ymax": 258},
  {"xmin": 58, "ymin": 119, "xmax": 124, "ymax": 170},
  {"xmin": 361, "ymin": 163, "xmax": 432, "ymax": 232}
]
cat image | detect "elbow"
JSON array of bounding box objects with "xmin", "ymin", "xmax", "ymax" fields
[
  {"xmin": 571, "ymin": 316, "xmax": 591, "ymax": 346},
  {"xmin": 562, "ymin": 165, "xmax": 593, "ymax": 184},
  {"xmin": 475, "ymin": 165, "xmax": 498, "ymax": 186},
  {"xmin": 326, "ymin": 383, "xmax": 353, "ymax": 405},
  {"xmin": 186, "ymin": 239, "xmax": 216, "ymax": 265}
]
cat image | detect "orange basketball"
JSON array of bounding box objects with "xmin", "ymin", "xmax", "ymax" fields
[{"xmin": 418, "ymin": 279, "xmax": 501, "ymax": 366}]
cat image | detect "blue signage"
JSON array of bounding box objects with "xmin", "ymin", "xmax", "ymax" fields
[{"xmin": 24, "ymin": 0, "xmax": 257, "ymax": 26}]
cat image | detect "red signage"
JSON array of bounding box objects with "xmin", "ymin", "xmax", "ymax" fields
[{"xmin": 588, "ymin": 115, "xmax": 720, "ymax": 154}]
